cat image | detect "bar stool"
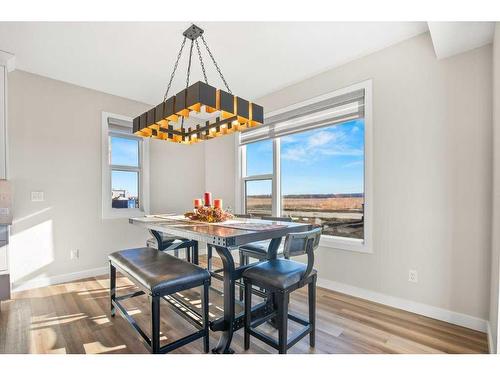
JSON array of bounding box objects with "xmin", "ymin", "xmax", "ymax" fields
[
  {"xmin": 243, "ymin": 227, "xmax": 321, "ymax": 354},
  {"xmin": 109, "ymin": 247, "xmax": 210, "ymax": 354},
  {"xmin": 237, "ymin": 216, "xmax": 292, "ymax": 301},
  {"xmin": 239, "ymin": 216, "xmax": 293, "ymax": 267}
]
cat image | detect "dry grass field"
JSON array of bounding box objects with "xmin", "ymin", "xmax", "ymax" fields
[
  {"xmin": 247, "ymin": 196, "xmax": 363, "ymax": 213},
  {"xmin": 283, "ymin": 197, "xmax": 363, "ymax": 212},
  {"xmin": 246, "ymin": 196, "xmax": 364, "ymax": 239}
]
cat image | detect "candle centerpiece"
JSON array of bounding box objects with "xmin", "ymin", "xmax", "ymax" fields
[
  {"xmin": 194, "ymin": 198, "xmax": 202, "ymax": 209},
  {"xmin": 185, "ymin": 193, "xmax": 233, "ymax": 223},
  {"xmin": 203, "ymin": 192, "xmax": 212, "ymax": 207},
  {"xmin": 214, "ymin": 199, "xmax": 222, "ymax": 209}
]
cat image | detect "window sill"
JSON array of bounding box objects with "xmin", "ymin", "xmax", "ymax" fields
[
  {"xmin": 102, "ymin": 208, "xmax": 146, "ymax": 220},
  {"xmin": 319, "ymin": 235, "xmax": 372, "ymax": 254}
]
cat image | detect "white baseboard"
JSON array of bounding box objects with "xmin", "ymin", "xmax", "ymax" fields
[
  {"xmin": 486, "ymin": 321, "xmax": 496, "ymax": 354},
  {"xmin": 317, "ymin": 278, "xmax": 488, "ymax": 333},
  {"xmin": 11, "ymin": 266, "xmax": 108, "ymax": 292}
]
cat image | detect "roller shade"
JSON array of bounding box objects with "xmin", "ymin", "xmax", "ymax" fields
[
  {"xmin": 108, "ymin": 117, "xmax": 133, "ymax": 135},
  {"xmin": 240, "ymin": 88, "xmax": 365, "ymax": 145}
]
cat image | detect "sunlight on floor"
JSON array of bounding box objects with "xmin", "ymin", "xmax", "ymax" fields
[
  {"xmin": 31, "ymin": 313, "xmax": 87, "ymax": 329},
  {"xmin": 89, "ymin": 315, "xmax": 110, "ymax": 325},
  {"xmin": 83, "ymin": 341, "xmax": 127, "ymax": 354}
]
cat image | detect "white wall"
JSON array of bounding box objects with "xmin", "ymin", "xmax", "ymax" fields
[
  {"xmin": 204, "ymin": 133, "xmax": 237, "ymax": 211},
  {"xmin": 209, "ymin": 33, "xmax": 493, "ymax": 329},
  {"xmin": 490, "ymin": 23, "xmax": 500, "ymax": 353},
  {"xmin": 150, "ymin": 133, "xmax": 237, "ymax": 214},
  {"xmin": 8, "ymin": 70, "xmax": 151, "ymax": 290},
  {"xmin": 149, "ymin": 140, "xmax": 205, "ymax": 213}
]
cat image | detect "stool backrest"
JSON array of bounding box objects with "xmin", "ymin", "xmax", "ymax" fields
[
  {"xmin": 283, "ymin": 227, "xmax": 322, "ymax": 278},
  {"xmin": 260, "ymin": 215, "xmax": 293, "ymax": 222}
]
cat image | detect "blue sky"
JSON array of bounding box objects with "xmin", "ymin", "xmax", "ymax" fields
[
  {"xmin": 246, "ymin": 119, "xmax": 364, "ymax": 195},
  {"xmin": 111, "ymin": 137, "xmax": 139, "ymax": 197}
]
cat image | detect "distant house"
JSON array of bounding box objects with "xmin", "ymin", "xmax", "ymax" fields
[{"xmin": 112, "ymin": 189, "xmax": 129, "ymax": 208}]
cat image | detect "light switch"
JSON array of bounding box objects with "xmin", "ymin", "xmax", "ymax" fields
[{"xmin": 31, "ymin": 191, "xmax": 44, "ymax": 202}]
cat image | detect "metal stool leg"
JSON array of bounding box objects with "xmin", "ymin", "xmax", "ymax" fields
[
  {"xmin": 110, "ymin": 262, "xmax": 116, "ymax": 317},
  {"xmin": 308, "ymin": 275, "xmax": 317, "ymax": 347},
  {"xmin": 277, "ymin": 290, "xmax": 289, "ymax": 354},
  {"xmin": 186, "ymin": 246, "xmax": 191, "ymax": 263},
  {"xmin": 239, "ymin": 252, "xmax": 247, "ymax": 301},
  {"xmin": 244, "ymin": 279, "xmax": 252, "ymax": 350},
  {"xmin": 202, "ymin": 281, "xmax": 210, "ymax": 353},
  {"xmin": 151, "ymin": 296, "xmax": 160, "ymax": 354}
]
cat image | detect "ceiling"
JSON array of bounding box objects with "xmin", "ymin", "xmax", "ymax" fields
[
  {"xmin": 428, "ymin": 22, "xmax": 495, "ymax": 59},
  {"xmin": 0, "ymin": 22, "xmax": 430, "ymax": 104}
]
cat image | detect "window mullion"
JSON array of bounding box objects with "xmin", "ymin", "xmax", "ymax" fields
[{"xmin": 272, "ymin": 138, "xmax": 281, "ymax": 216}]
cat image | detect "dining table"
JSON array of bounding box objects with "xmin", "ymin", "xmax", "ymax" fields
[{"xmin": 129, "ymin": 214, "xmax": 311, "ymax": 354}]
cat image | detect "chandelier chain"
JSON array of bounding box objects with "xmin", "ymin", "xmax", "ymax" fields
[
  {"xmin": 200, "ymin": 35, "xmax": 232, "ymax": 94},
  {"xmin": 181, "ymin": 39, "xmax": 195, "ymax": 130},
  {"xmin": 163, "ymin": 37, "xmax": 187, "ymax": 101},
  {"xmin": 185, "ymin": 39, "xmax": 195, "ymax": 89},
  {"xmin": 195, "ymin": 39, "xmax": 209, "ymax": 84}
]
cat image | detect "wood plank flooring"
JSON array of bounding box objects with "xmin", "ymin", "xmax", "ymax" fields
[{"xmin": 0, "ymin": 256, "xmax": 488, "ymax": 354}]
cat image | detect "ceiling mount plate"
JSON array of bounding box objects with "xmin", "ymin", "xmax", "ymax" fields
[{"xmin": 183, "ymin": 24, "xmax": 204, "ymax": 40}]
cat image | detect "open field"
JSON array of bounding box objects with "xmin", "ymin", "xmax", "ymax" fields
[{"xmin": 246, "ymin": 195, "xmax": 364, "ymax": 239}]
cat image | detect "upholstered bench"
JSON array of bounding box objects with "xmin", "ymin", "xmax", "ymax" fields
[{"xmin": 109, "ymin": 247, "xmax": 210, "ymax": 354}]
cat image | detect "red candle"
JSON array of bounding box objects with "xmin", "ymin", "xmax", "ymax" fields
[
  {"xmin": 194, "ymin": 198, "xmax": 202, "ymax": 209},
  {"xmin": 203, "ymin": 192, "xmax": 212, "ymax": 207},
  {"xmin": 214, "ymin": 199, "xmax": 223, "ymax": 209}
]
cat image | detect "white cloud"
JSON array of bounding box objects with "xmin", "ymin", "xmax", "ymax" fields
[{"xmin": 281, "ymin": 128, "xmax": 362, "ymax": 162}]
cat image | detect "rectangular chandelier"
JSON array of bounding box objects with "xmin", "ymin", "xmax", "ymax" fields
[{"xmin": 133, "ymin": 81, "xmax": 264, "ymax": 144}]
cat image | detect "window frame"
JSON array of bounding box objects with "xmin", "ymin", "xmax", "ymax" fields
[
  {"xmin": 235, "ymin": 80, "xmax": 373, "ymax": 253},
  {"xmin": 101, "ymin": 112, "xmax": 150, "ymax": 219}
]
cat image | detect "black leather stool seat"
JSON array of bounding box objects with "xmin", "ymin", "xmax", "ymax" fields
[
  {"xmin": 242, "ymin": 259, "xmax": 317, "ymax": 290},
  {"xmin": 109, "ymin": 247, "xmax": 210, "ymax": 296}
]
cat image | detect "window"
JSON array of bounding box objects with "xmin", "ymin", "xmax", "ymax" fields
[
  {"xmin": 237, "ymin": 81, "xmax": 372, "ymax": 253},
  {"xmin": 102, "ymin": 112, "xmax": 150, "ymax": 219},
  {"xmin": 242, "ymin": 139, "xmax": 274, "ymax": 216},
  {"xmin": 280, "ymin": 120, "xmax": 364, "ymax": 239}
]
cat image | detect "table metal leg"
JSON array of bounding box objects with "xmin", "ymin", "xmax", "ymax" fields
[
  {"xmin": 212, "ymin": 245, "xmax": 236, "ymax": 354},
  {"xmin": 193, "ymin": 241, "xmax": 199, "ymax": 265}
]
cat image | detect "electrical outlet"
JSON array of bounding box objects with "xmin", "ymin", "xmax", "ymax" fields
[
  {"xmin": 70, "ymin": 249, "xmax": 80, "ymax": 260},
  {"xmin": 31, "ymin": 191, "xmax": 44, "ymax": 202},
  {"xmin": 409, "ymin": 269, "xmax": 418, "ymax": 283}
]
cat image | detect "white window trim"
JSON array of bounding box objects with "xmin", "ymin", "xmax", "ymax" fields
[
  {"xmin": 101, "ymin": 111, "xmax": 150, "ymax": 219},
  {"xmin": 235, "ymin": 80, "xmax": 373, "ymax": 254}
]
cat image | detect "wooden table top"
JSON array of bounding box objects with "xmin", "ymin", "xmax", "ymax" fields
[{"xmin": 129, "ymin": 214, "xmax": 310, "ymax": 248}]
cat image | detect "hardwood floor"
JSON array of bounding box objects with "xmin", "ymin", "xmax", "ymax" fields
[{"xmin": 0, "ymin": 257, "xmax": 488, "ymax": 354}]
